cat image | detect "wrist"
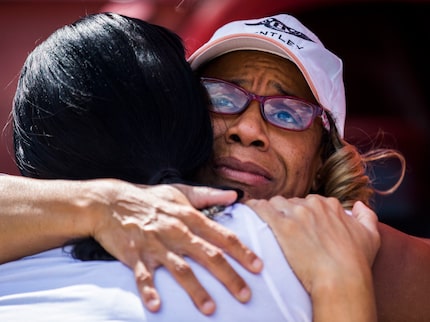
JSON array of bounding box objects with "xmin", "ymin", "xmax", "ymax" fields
[
  {"xmin": 311, "ymin": 265, "xmax": 376, "ymax": 322},
  {"xmin": 75, "ymin": 178, "xmax": 122, "ymax": 238}
]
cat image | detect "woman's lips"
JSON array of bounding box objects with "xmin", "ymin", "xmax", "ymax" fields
[{"xmin": 213, "ymin": 157, "xmax": 272, "ymax": 186}]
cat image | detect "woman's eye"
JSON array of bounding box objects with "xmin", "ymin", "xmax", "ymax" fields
[
  {"xmin": 270, "ymin": 109, "xmax": 300, "ymax": 125},
  {"xmin": 211, "ymin": 96, "xmax": 237, "ymax": 111}
]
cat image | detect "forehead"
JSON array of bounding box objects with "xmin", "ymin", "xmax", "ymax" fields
[{"xmin": 198, "ymin": 50, "xmax": 316, "ymax": 103}]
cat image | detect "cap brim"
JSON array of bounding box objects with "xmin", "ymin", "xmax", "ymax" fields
[{"xmin": 189, "ymin": 34, "xmax": 294, "ymax": 69}]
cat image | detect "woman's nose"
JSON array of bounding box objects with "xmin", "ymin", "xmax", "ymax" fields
[{"xmin": 224, "ymin": 101, "xmax": 270, "ymax": 149}]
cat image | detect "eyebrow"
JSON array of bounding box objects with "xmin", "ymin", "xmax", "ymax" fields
[
  {"xmin": 228, "ymin": 78, "xmax": 294, "ymax": 97},
  {"xmin": 272, "ymin": 82, "xmax": 292, "ymax": 96}
]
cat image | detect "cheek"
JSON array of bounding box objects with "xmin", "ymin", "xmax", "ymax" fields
[
  {"xmin": 211, "ymin": 115, "xmax": 228, "ymax": 138},
  {"xmin": 293, "ymin": 154, "xmax": 316, "ymax": 178},
  {"xmin": 283, "ymin": 145, "xmax": 314, "ymax": 177},
  {"xmin": 275, "ymin": 130, "xmax": 320, "ymax": 165},
  {"xmin": 274, "ymin": 134, "xmax": 322, "ymax": 196}
]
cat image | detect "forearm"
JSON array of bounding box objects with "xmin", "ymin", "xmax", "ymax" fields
[
  {"xmin": 373, "ymin": 223, "xmax": 430, "ymax": 322},
  {"xmin": 0, "ymin": 176, "xmax": 99, "ymax": 263}
]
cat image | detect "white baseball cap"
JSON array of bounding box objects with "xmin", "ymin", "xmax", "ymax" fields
[{"xmin": 188, "ymin": 14, "xmax": 346, "ymax": 137}]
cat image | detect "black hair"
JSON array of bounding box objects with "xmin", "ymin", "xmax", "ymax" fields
[
  {"xmin": 12, "ymin": 12, "xmax": 213, "ymax": 260},
  {"xmin": 13, "ymin": 12, "xmax": 212, "ymax": 185}
]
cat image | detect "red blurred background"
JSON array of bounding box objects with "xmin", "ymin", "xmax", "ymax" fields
[{"xmin": 1, "ymin": 0, "xmax": 429, "ymax": 236}]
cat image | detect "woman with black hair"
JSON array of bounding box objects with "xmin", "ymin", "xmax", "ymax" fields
[{"xmin": 0, "ymin": 12, "xmax": 379, "ymax": 321}]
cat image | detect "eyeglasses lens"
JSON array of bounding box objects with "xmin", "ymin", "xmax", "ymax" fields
[
  {"xmin": 204, "ymin": 81, "xmax": 248, "ymax": 114},
  {"xmin": 264, "ymin": 98, "xmax": 313, "ymax": 131}
]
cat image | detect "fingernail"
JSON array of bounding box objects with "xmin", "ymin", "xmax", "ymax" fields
[
  {"xmin": 237, "ymin": 287, "xmax": 251, "ymax": 302},
  {"xmin": 146, "ymin": 298, "xmax": 160, "ymax": 311},
  {"xmin": 232, "ymin": 188, "xmax": 244, "ymax": 202},
  {"xmin": 252, "ymin": 258, "xmax": 263, "ymax": 271},
  {"xmin": 201, "ymin": 300, "xmax": 216, "ymax": 315}
]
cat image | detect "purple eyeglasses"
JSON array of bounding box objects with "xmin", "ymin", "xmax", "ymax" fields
[{"xmin": 201, "ymin": 77, "xmax": 330, "ymax": 132}]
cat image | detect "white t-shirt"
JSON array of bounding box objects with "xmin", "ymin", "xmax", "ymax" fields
[{"xmin": 0, "ymin": 204, "xmax": 312, "ymax": 321}]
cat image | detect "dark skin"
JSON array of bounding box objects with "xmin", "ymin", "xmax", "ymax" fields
[{"xmin": 196, "ymin": 50, "xmax": 430, "ymax": 322}]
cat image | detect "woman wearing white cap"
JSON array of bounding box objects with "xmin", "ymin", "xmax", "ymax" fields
[
  {"xmin": 1, "ymin": 12, "xmax": 426, "ymax": 322},
  {"xmin": 188, "ymin": 14, "xmax": 430, "ymax": 322}
]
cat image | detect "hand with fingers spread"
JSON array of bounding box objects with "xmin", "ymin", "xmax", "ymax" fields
[
  {"xmin": 77, "ymin": 180, "xmax": 262, "ymax": 315},
  {"xmin": 247, "ymin": 195, "xmax": 380, "ymax": 322}
]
